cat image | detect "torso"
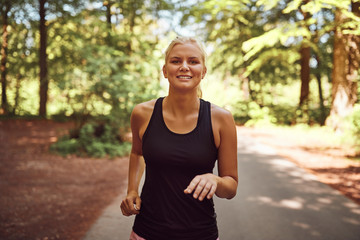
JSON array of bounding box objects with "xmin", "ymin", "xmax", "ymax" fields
[
  {"xmin": 137, "ymin": 98, "xmax": 222, "ymax": 149},
  {"xmin": 133, "ymin": 97, "xmax": 219, "ymax": 239}
]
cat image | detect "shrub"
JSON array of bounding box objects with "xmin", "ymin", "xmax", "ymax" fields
[
  {"xmin": 51, "ymin": 121, "xmax": 131, "ymax": 158},
  {"xmin": 50, "ymin": 136, "xmax": 80, "ymax": 156},
  {"xmin": 346, "ymin": 104, "xmax": 360, "ymax": 152}
]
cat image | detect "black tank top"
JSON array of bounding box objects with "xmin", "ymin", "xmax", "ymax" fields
[{"xmin": 133, "ymin": 97, "xmax": 219, "ymax": 240}]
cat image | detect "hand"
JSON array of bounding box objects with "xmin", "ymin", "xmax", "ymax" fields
[
  {"xmin": 184, "ymin": 173, "xmax": 219, "ymax": 201},
  {"xmin": 120, "ymin": 191, "xmax": 141, "ymax": 216}
]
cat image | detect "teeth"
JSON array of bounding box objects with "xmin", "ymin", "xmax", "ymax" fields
[{"xmin": 177, "ymin": 76, "xmax": 191, "ymax": 79}]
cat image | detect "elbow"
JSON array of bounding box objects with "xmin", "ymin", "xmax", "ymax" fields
[
  {"xmin": 225, "ymin": 187, "xmax": 237, "ymax": 200},
  {"xmin": 227, "ymin": 176, "xmax": 238, "ymax": 199},
  {"xmin": 216, "ymin": 189, "xmax": 237, "ymax": 200},
  {"xmin": 226, "ymin": 192, "xmax": 236, "ymax": 200},
  {"xmin": 216, "ymin": 178, "xmax": 238, "ymax": 200}
]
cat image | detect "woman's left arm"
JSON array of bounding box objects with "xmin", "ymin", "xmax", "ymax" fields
[
  {"xmin": 214, "ymin": 109, "xmax": 238, "ymax": 199},
  {"xmin": 184, "ymin": 108, "xmax": 238, "ymax": 201}
]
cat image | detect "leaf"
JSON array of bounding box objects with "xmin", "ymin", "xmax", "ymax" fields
[
  {"xmin": 242, "ymin": 28, "xmax": 283, "ymax": 60},
  {"xmin": 283, "ymin": 0, "xmax": 302, "ymax": 14}
]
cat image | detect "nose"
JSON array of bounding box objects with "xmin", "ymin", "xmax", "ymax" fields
[{"xmin": 180, "ymin": 61, "xmax": 189, "ymax": 71}]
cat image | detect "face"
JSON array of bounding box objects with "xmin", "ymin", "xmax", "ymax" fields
[{"xmin": 163, "ymin": 42, "xmax": 207, "ymax": 93}]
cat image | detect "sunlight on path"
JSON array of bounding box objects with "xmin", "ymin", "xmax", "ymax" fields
[{"xmin": 83, "ymin": 131, "xmax": 360, "ymax": 240}]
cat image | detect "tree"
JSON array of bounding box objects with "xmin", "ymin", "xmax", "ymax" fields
[
  {"xmin": 183, "ymin": 0, "xmax": 308, "ymax": 124},
  {"xmin": 38, "ymin": 0, "xmax": 47, "ymax": 117},
  {"xmin": 1, "ymin": 1, "xmax": 10, "ymax": 114},
  {"xmin": 37, "ymin": 0, "xmax": 84, "ymax": 117},
  {"xmin": 327, "ymin": 0, "xmax": 360, "ymax": 130},
  {"xmin": 299, "ymin": 0, "xmax": 311, "ymax": 107}
]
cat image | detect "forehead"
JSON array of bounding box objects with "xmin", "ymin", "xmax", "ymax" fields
[{"xmin": 168, "ymin": 42, "xmax": 203, "ymax": 59}]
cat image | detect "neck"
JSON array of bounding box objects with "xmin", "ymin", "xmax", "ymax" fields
[{"xmin": 164, "ymin": 90, "xmax": 200, "ymax": 116}]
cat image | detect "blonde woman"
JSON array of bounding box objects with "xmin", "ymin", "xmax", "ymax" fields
[{"xmin": 120, "ymin": 36, "xmax": 238, "ymax": 240}]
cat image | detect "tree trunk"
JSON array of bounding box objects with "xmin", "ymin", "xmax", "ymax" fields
[
  {"xmin": 326, "ymin": 5, "xmax": 359, "ymax": 131},
  {"xmin": 299, "ymin": 44, "xmax": 311, "ymax": 106},
  {"xmin": 348, "ymin": 0, "xmax": 360, "ymax": 101},
  {"xmin": 104, "ymin": 1, "xmax": 113, "ymax": 29},
  {"xmin": 1, "ymin": 2, "xmax": 10, "ymax": 115},
  {"xmin": 39, "ymin": 0, "xmax": 48, "ymax": 117},
  {"xmin": 299, "ymin": 0, "xmax": 311, "ymax": 108},
  {"xmin": 315, "ymin": 55, "xmax": 326, "ymax": 125}
]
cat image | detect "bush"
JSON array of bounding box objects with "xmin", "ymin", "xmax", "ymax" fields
[
  {"xmin": 232, "ymin": 100, "xmax": 277, "ymax": 126},
  {"xmin": 51, "ymin": 121, "xmax": 131, "ymax": 158},
  {"xmin": 346, "ymin": 104, "xmax": 360, "ymax": 151},
  {"xmin": 231, "ymin": 100, "xmax": 251, "ymax": 125},
  {"xmin": 50, "ymin": 137, "xmax": 80, "ymax": 156},
  {"xmin": 231, "ymin": 99, "xmax": 330, "ymax": 127}
]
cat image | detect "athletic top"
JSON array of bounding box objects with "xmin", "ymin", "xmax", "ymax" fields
[{"xmin": 133, "ymin": 97, "xmax": 219, "ymax": 240}]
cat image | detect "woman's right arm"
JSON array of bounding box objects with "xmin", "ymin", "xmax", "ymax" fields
[{"xmin": 120, "ymin": 105, "xmax": 146, "ymax": 216}]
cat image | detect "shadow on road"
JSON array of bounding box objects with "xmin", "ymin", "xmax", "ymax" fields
[{"xmin": 214, "ymin": 135, "xmax": 360, "ymax": 240}]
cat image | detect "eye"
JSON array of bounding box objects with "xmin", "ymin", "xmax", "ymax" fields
[
  {"xmin": 190, "ymin": 60, "xmax": 199, "ymax": 64},
  {"xmin": 170, "ymin": 60, "xmax": 180, "ymax": 64}
]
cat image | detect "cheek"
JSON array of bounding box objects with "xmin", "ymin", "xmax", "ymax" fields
[
  {"xmin": 166, "ymin": 66, "xmax": 178, "ymax": 75},
  {"xmin": 194, "ymin": 67, "xmax": 205, "ymax": 77}
]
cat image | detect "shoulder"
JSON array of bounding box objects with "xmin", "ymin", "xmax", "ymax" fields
[
  {"xmin": 209, "ymin": 102, "xmax": 236, "ymax": 148},
  {"xmin": 131, "ymin": 99, "xmax": 157, "ymax": 125},
  {"xmin": 210, "ymin": 102, "xmax": 234, "ymax": 125},
  {"xmin": 132, "ymin": 99, "xmax": 157, "ymax": 116}
]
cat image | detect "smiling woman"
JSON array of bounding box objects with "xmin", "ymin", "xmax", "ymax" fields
[
  {"xmin": 163, "ymin": 37, "xmax": 207, "ymax": 98},
  {"xmin": 120, "ymin": 36, "xmax": 238, "ymax": 240},
  {"xmin": 163, "ymin": 42, "xmax": 206, "ymax": 96}
]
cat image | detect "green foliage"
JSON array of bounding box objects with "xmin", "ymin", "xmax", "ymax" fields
[
  {"xmin": 2, "ymin": 0, "xmax": 359, "ymax": 155},
  {"xmin": 51, "ymin": 122, "xmax": 131, "ymax": 158},
  {"xmin": 232, "ymin": 100, "xmax": 293, "ymax": 126},
  {"xmin": 50, "ymin": 136, "xmax": 80, "ymax": 156},
  {"xmin": 234, "ymin": 101, "xmax": 276, "ymax": 127},
  {"xmin": 345, "ymin": 104, "xmax": 360, "ymax": 151}
]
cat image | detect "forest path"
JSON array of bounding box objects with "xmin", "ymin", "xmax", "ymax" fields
[{"xmin": 83, "ymin": 130, "xmax": 360, "ymax": 240}]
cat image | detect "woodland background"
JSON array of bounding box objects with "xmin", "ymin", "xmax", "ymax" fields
[{"xmin": 1, "ymin": 0, "xmax": 360, "ymax": 157}]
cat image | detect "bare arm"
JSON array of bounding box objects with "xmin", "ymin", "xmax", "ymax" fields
[
  {"xmin": 184, "ymin": 106, "xmax": 238, "ymax": 201},
  {"xmin": 120, "ymin": 105, "xmax": 146, "ymax": 216},
  {"xmin": 214, "ymin": 109, "xmax": 238, "ymax": 199}
]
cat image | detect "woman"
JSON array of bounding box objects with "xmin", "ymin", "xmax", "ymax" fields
[{"xmin": 120, "ymin": 36, "xmax": 238, "ymax": 240}]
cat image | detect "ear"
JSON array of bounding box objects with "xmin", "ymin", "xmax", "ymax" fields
[
  {"xmin": 202, "ymin": 66, "xmax": 207, "ymax": 79},
  {"xmin": 162, "ymin": 65, "xmax": 168, "ymax": 78}
]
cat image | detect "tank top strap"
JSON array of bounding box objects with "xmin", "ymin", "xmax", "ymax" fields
[
  {"xmin": 153, "ymin": 97, "xmax": 165, "ymax": 121},
  {"xmin": 199, "ymin": 98, "xmax": 210, "ymax": 128},
  {"xmin": 142, "ymin": 97, "xmax": 164, "ymax": 144},
  {"xmin": 198, "ymin": 99, "xmax": 217, "ymax": 150},
  {"xmin": 142, "ymin": 97, "xmax": 214, "ymax": 142}
]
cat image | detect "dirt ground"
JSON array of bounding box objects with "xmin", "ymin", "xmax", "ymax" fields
[
  {"xmin": 0, "ymin": 120, "xmax": 359, "ymax": 240},
  {"xmin": 0, "ymin": 120, "xmax": 129, "ymax": 240}
]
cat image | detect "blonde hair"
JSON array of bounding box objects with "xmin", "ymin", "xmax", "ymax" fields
[{"xmin": 164, "ymin": 36, "xmax": 207, "ymax": 98}]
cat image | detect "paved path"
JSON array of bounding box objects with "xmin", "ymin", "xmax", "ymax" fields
[{"xmin": 83, "ymin": 132, "xmax": 360, "ymax": 240}]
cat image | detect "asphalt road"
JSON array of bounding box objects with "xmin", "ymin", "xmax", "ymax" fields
[{"xmin": 83, "ymin": 132, "xmax": 360, "ymax": 240}]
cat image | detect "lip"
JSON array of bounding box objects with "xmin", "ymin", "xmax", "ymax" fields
[{"xmin": 176, "ymin": 75, "xmax": 192, "ymax": 79}]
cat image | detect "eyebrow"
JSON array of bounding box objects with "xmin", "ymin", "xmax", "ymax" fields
[{"xmin": 169, "ymin": 56, "xmax": 200, "ymax": 59}]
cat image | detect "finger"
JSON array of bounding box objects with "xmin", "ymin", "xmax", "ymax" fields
[
  {"xmin": 124, "ymin": 199, "xmax": 133, "ymax": 211},
  {"xmin": 123, "ymin": 198, "xmax": 138, "ymax": 216},
  {"xmin": 128, "ymin": 201, "xmax": 139, "ymax": 215},
  {"xmin": 120, "ymin": 201, "xmax": 131, "ymax": 216},
  {"xmin": 184, "ymin": 176, "xmax": 201, "ymax": 194},
  {"xmin": 125, "ymin": 198, "xmax": 139, "ymax": 215},
  {"xmin": 121, "ymin": 207, "xmax": 130, "ymax": 216},
  {"xmin": 192, "ymin": 179, "xmax": 207, "ymax": 199},
  {"xmin": 207, "ymin": 184, "xmax": 217, "ymax": 199},
  {"xmin": 198, "ymin": 182, "xmax": 212, "ymax": 201},
  {"xmin": 135, "ymin": 197, "xmax": 141, "ymax": 211}
]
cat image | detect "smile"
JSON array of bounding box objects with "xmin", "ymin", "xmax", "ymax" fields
[{"xmin": 177, "ymin": 76, "xmax": 192, "ymax": 79}]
